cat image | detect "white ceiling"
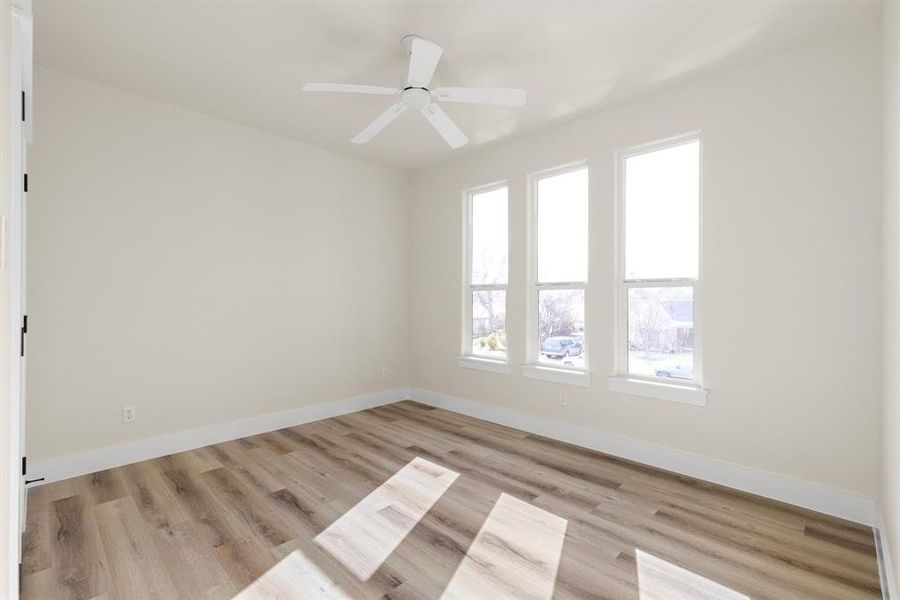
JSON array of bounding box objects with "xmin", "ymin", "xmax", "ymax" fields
[{"xmin": 34, "ymin": 1, "xmax": 878, "ymax": 170}]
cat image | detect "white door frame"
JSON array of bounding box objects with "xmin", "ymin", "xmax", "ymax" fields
[{"xmin": 1, "ymin": 1, "xmax": 32, "ymax": 597}]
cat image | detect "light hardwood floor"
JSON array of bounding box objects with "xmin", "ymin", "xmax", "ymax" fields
[{"xmin": 20, "ymin": 400, "xmax": 882, "ymax": 599}]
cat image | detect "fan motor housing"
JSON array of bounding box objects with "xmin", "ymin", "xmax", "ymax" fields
[{"xmin": 401, "ymin": 87, "xmax": 432, "ymax": 109}]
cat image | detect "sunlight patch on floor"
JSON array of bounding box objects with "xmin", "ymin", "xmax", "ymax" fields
[
  {"xmin": 636, "ymin": 549, "xmax": 749, "ymax": 600},
  {"xmin": 314, "ymin": 456, "xmax": 459, "ymax": 581},
  {"xmin": 440, "ymin": 493, "xmax": 568, "ymax": 600},
  {"xmin": 234, "ymin": 548, "xmax": 352, "ymax": 600}
]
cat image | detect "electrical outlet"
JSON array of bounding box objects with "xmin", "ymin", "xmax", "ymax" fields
[
  {"xmin": 381, "ymin": 367, "xmax": 389, "ymax": 378},
  {"xmin": 559, "ymin": 393, "xmax": 568, "ymax": 406},
  {"xmin": 123, "ymin": 406, "xmax": 136, "ymax": 423}
]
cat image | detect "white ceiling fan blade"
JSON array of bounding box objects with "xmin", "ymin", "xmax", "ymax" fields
[
  {"xmin": 420, "ymin": 104, "xmax": 469, "ymax": 149},
  {"xmin": 407, "ymin": 38, "xmax": 443, "ymax": 88},
  {"xmin": 433, "ymin": 87, "xmax": 526, "ymax": 107},
  {"xmin": 351, "ymin": 103, "xmax": 407, "ymax": 144},
  {"xmin": 303, "ymin": 83, "xmax": 400, "ymax": 96}
]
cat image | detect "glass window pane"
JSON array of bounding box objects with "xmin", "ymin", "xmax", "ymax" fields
[
  {"xmin": 627, "ymin": 286, "xmax": 693, "ymax": 380},
  {"xmin": 625, "ymin": 140, "xmax": 699, "ymax": 280},
  {"xmin": 537, "ymin": 168, "xmax": 588, "ymax": 283},
  {"xmin": 538, "ymin": 289, "xmax": 585, "ymax": 368},
  {"xmin": 472, "ymin": 290, "xmax": 506, "ymax": 358},
  {"xmin": 471, "ymin": 187, "xmax": 508, "ymax": 285}
]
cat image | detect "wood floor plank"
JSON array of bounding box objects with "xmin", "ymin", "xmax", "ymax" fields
[
  {"xmin": 585, "ymin": 502, "xmax": 874, "ymax": 599},
  {"xmin": 93, "ymin": 496, "xmax": 179, "ymax": 600},
  {"xmin": 159, "ymin": 467, "xmax": 244, "ymax": 549},
  {"xmin": 157, "ymin": 447, "xmax": 224, "ymax": 475},
  {"xmin": 72, "ymin": 469, "xmax": 128, "ymax": 506},
  {"xmin": 20, "ymin": 482, "xmax": 51, "ymax": 576},
  {"xmin": 440, "ymin": 493, "xmax": 568, "ymax": 599},
  {"xmin": 314, "ymin": 457, "xmax": 459, "ymax": 581},
  {"xmin": 631, "ymin": 548, "xmax": 750, "ymax": 600},
  {"xmin": 22, "ymin": 401, "xmax": 882, "ymax": 599},
  {"xmin": 202, "ymin": 580, "xmax": 242, "ymax": 599},
  {"xmin": 119, "ymin": 461, "xmax": 191, "ymax": 531},
  {"xmin": 198, "ymin": 467, "xmax": 296, "ymax": 547},
  {"xmin": 19, "ymin": 567, "xmax": 60, "ymax": 600},
  {"xmin": 152, "ymin": 518, "xmax": 232, "ymax": 599},
  {"xmin": 50, "ymin": 495, "xmax": 109, "ymax": 600},
  {"xmin": 234, "ymin": 546, "xmax": 355, "ymax": 600},
  {"xmin": 269, "ymin": 535, "xmax": 399, "ymax": 600},
  {"xmin": 213, "ymin": 535, "xmax": 277, "ymax": 591},
  {"xmin": 208, "ymin": 440, "xmax": 286, "ymax": 496}
]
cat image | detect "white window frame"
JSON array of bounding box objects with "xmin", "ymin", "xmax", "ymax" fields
[
  {"xmin": 459, "ymin": 181, "xmax": 511, "ymax": 374},
  {"xmin": 522, "ymin": 162, "xmax": 591, "ymax": 387},
  {"xmin": 609, "ymin": 133, "xmax": 707, "ymax": 405}
]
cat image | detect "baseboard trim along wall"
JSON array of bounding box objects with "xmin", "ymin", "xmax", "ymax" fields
[
  {"xmin": 409, "ymin": 387, "xmax": 878, "ymax": 526},
  {"xmin": 32, "ymin": 386, "xmax": 878, "ymax": 528},
  {"xmin": 30, "ymin": 387, "xmax": 408, "ymax": 485}
]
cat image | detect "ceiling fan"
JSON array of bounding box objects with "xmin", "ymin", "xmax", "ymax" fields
[{"xmin": 302, "ymin": 35, "xmax": 526, "ymax": 149}]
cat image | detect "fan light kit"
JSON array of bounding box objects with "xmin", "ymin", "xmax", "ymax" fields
[{"xmin": 302, "ymin": 34, "xmax": 527, "ymax": 149}]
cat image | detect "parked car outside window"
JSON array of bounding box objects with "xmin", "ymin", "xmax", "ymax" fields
[
  {"xmin": 541, "ymin": 336, "xmax": 583, "ymax": 359},
  {"xmin": 655, "ymin": 361, "xmax": 693, "ymax": 380}
]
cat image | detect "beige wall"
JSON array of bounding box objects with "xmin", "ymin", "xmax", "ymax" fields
[
  {"xmin": 27, "ymin": 67, "xmax": 410, "ymax": 462},
  {"xmin": 410, "ymin": 31, "xmax": 882, "ymax": 497},
  {"xmin": 883, "ymin": 0, "xmax": 900, "ymax": 589}
]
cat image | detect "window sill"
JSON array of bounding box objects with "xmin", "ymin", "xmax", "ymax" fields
[
  {"xmin": 521, "ymin": 364, "xmax": 591, "ymax": 387},
  {"xmin": 607, "ymin": 376, "xmax": 708, "ymax": 406},
  {"xmin": 457, "ymin": 355, "xmax": 512, "ymax": 374}
]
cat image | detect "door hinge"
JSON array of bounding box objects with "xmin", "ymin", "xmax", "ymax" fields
[
  {"xmin": 21, "ymin": 91, "xmax": 25, "ymax": 122},
  {"xmin": 23, "ymin": 173, "xmax": 27, "ymax": 193},
  {"xmin": 20, "ymin": 314, "xmax": 27, "ymax": 357},
  {"xmin": 21, "ymin": 456, "xmax": 42, "ymax": 484}
]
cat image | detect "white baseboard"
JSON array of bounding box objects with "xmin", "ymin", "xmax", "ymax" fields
[
  {"xmin": 876, "ymin": 507, "xmax": 897, "ymax": 599},
  {"xmin": 410, "ymin": 387, "xmax": 877, "ymax": 526},
  {"xmin": 30, "ymin": 387, "xmax": 409, "ymax": 485},
  {"xmin": 31, "ymin": 386, "xmax": 879, "ymax": 529}
]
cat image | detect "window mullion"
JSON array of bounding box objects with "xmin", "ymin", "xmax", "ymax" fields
[
  {"xmin": 536, "ymin": 282, "xmax": 586, "ymax": 291},
  {"xmin": 471, "ymin": 283, "xmax": 508, "ymax": 292},
  {"xmin": 623, "ymin": 279, "xmax": 693, "ymax": 289},
  {"xmin": 624, "ymin": 277, "xmax": 697, "ymax": 286}
]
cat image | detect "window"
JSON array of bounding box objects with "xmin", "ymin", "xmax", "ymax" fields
[
  {"xmin": 531, "ymin": 166, "xmax": 588, "ymax": 374},
  {"xmin": 614, "ymin": 136, "xmax": 705, "ymax": 401},
  {"xmin": 463, "ymin": 184, "xmax": 508, "ymax": 364}
]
